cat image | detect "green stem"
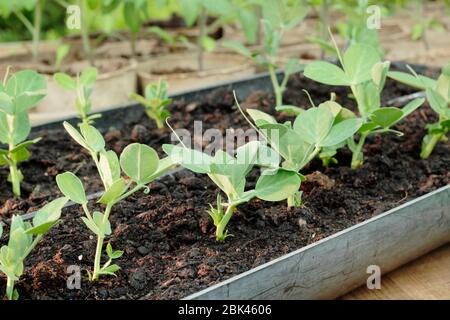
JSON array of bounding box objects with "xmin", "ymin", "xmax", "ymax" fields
[
  {"xmin": 269, "ymin": 65, "xmax": 282, "ymax": 106},
  {"xmin": 130, "ymin": 32, "xmax": 137, "ymax": 58},
  {"xmin": 351, "ymin": 133, "xmax": 367, "ymax": 169},
  {"xmin": 79, "ymin": 0, "xmax": 93, "ymax": 65},
  {"xmin": 9, "ymin": 161, "xmax": 21, "ymax": 198},
  {"xmin": 197, "ymin": 7, "xmax": 207, "ymax": 71},
  {"xmin": 420, "ymin": 133, "xmax": 443, "ymax": 159},
  {"xmin": 92, "ymin": 234, "xmax": 104, "ymax": 281},
  {"xmin": 215, "ymin": 204, "xmax": 236, "ymax": 241},
  {"xmin": 32, "ymin": 0, "xmax": 43, "ymax": 63},
  {"xmin": 6, "ymin": 277, "xmax": 14, "ymax": 300},
  {"xmin": 92, "ymin": 204, "xmax": 112, "ymax": 280},
  {"xmin": 22, "ymin": 235, "xmax": 43, "ymax": 259}
]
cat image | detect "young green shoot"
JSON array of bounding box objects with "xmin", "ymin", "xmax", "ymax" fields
[
  {"xmin": 129, "ymin": 79, "xmax": 172, "ymax": 129},
  {"xmin": 56, "ymin": 122, "xmax": 175, "ymax": 280},
  {"xmin": 237, "ymin": 91, "xmax": 363, "ymax": 206},
  {"xmin": 163, "ymin": 138, "xmax": 301, "ymax": 241},
  {"xmin": 53, "ymin": 67, "xmax": 101, "ymax": 126},
  {"xmin": 304, "ymin": 33, "xmax": 425, "ymax": 169},
  {"xmin": 0, "ymin": 0, "xmax": 43, "ymax": 63},
  {"xmin": 388, "ymin": 63, "xmax": 450, "ymax": 158},
  {"xmin": 223, "ymin": 0, "xmax": 306, "ymax": 106},
  {"xmin": 0, "ymin": 69, "xmax": 47, "ymax": 197},
  {"xmin": 0, "ymin": 197, "xmax": 68, "ymax": 300}
]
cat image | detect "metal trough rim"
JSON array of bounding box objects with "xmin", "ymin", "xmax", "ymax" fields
[{"xmin": 184, "ymin": 184, "xmax": 450, "ymax": 300}]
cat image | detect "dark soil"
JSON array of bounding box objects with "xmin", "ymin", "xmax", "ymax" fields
[{"xmin": 0, "ymin": 68, "xmax": 449, "ymax": 300}]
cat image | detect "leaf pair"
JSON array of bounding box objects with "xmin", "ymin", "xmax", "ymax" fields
[
  {"xmin": 388, "ymin": 63, "xmax": 449, "ymax": 158},
  {"xmin": 54, "ymin": 67, "xmax": 99, "ymax": 124},
  {"xmin": 129, "ymin": 80, "xmax": 172, "ymax": 129},
  {"xmin": 163, "ymin": 141, "xmax": 301, "ymax": 205},
  {"xmin": 0, "ymin": 197, "xmax": 67, "ymax": 299},
  {"xmin": 304, "ymin": 43, "xmax": 382, "ymax": 86},
  {"xmin": 247, "ymin": 100, "xmax": 362, "ymax": 171}
]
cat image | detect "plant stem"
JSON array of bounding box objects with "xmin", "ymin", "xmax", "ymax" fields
[
  {"xmin": 79, "ymin": 0, "xmax": 93, "ymax": 65},
  {"xmin": 351, "ymin": 133, "xmax": 367, "ymax": 169},
  {"xmin": 319, "ymin": 0, "xmax": 330, "ymax": 59},
  {"xmin": 6, "ymin": 277, "xmax": 14, "ymax": 300},
  {"xmin": 92, "ymin": 204, "xmax": 112, "ymax": 280},
  {"xmin": 197, "ymin": 7, "xmax": 207, "ymax": 71},
  {"xmin": 9, "ymin": 161, "xmax": 21, "ymax": 198},
  {"xmin": 255, "ymin": 4, "xmax": 262, "ymax": 45},
  {"xmin": 420, "ymin": 133, "xmax": 443, "ymax": 159},
  {"xmin": 269, "ymin": 65, "xmax": 282, "ymax": 106},
  {"xmin": 215, "ymin": 204, "xmax": 235, "ymax": 241},
  {"xmin": 32, "ymin": 0, "xmax": 43, "ymax": 63},
  {"xmin": 92, "ymin": 233, "xmax": 104, "ymax": 280},
  {"xmin": 130, "ymin": 32, "xmax": 137, "ymax": 58}
]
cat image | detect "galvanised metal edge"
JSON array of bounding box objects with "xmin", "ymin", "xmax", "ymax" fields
[{"xmin": 184, "ymin": 184, "xmax": 450, "ymax": 300}]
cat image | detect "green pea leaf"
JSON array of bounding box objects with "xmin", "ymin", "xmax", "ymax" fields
[
  {"xmin": 120, "ymin": 143, "xmax": 159, "ymax": 184},
  {"xmin": 80, "ymin": 67, "xmax": 98, "ymax": 86},
  {"xmin": 80, "ymin": 124, "xmax": 105, "ymax": 153},
  {"xmin": 387, "ymin": 71, "xmax": 436, "ymax": 90},
  {"xmin": 56, "ymin": 172, "xmax": 87, "ymax": 205},
  {"xmin": 275, "ymin": 105, "xmax": 304, "ymax": 116},
  {"xmin": 0, "ymin": 92, "xmax": 13, "ymax": 114},
  {"xmin": 163, "ymin": 144, "xmax": 211, "ymax": 174},
  {"xmin": 99, "ymin": 150, "xmax": 121, "ymax": 189},
  {"xmin": 63, "ymin": 121, "xmax": 90, "ymax": 150},
  {"xmin": 320, "ymin": 118, "xmax": 363, "ymax": 147},
  {"xmin": 343, "ymin": 43, "xmax": 381, "ymax": 85},
  {"xmin": 426, "ymin": 88, "xmax": 449, "ymax": 117},
  {"xmin": 53, "ymin": 73, "xmax": 76, "ymax": 90},
  {"xmin": 246, "ymin": 108, "xmax": 277, "ymax": 126},
  {"xmin": 304, "ymin": 61, "xmax": 350, "ymax": 86},
  {"xmin": 5, "ymin": 70, "xmax": 47, "ymax": 112},
  {"xmin": 93, "ymin": 211, "xmax": 112, "ymax": 236},
  {"xmin": 98, "ymin": 178, "xmax": 127, "ymax": 205},
  {"xmin": 254, "ymin": 169, "xmax": 302, "ymax": 202},
  {"xmin": 26, "ymin": 197, "xmax": 68, "ymax": 235},
  {"xmin": 293, "ymin": 106, "xmax": 334, "ymax": 145},
  {"xmin": 370, "ymin": 107, "xmax": 404, "ymax": 128}
]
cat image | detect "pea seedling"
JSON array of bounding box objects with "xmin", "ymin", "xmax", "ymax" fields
[
  {"xmin": 0, "ymin": 197, "xmax": 68, "ymax": 300},
  {"xmin": 224, "ymin": 0, "xmax": 306, "ymax": 106},
  {"xmin": 56, "ymin": 121, "xmax": 175, "ymax": 280},
  {"xmin": 53, "ymin": 67, "xmax": 101, "ymax": 126},
  {"xmin": 163, "ymin": 140, "xmax": 301, "ymax": 241},
  {"xmin": 129, "ymin": 79, "xmax": 172, "ymax": 129},
  {"xmin": 0, "ymin": 69, "xmax": 47, "ymax": 197},
  {"xmin": 388, "ymin": 63, "xmax": 450, "ymax": 158},
  {"xmin": 304, "ymin": 37, "xmax": 425, "ymax": 168},
  {"xmin": 238, "ymin": 93, "xmax": 362, "ymax": 206}
]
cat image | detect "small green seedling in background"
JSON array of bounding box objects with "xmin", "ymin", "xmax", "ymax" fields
[
  {"xmin": 129, "ymin": 79, "xmax": 172, "ymax": 129},
  {"xmin": 410, "ymin": 0, "xmax": 445, "ymax": 51},
  {"xmin": 55, "ymin": 43, "xmax": 71, "ymax": 69},
  {"xmin": 163, "ymin": 140, "xmax": 302, "ymax": 241},
  {"xmin": 0, "ymin": 0, "xmax": 44, "ymax": 63},
  {"xmin": 53, "ymin": 67, "xmax": 101, "ymax": 126},
  {"xmin": 178, "ymin": 0, "xmax": 237, "ymax": 71},
  {"xmin": 223, "ymin": 0, "xmax": 306, "ymax": 106},
  {"xmin": 388, "ymin": 63, "xmax": 450, "ymax": 158},
  {"xmin": 0, "ymin": 197, "xmax": 68, "ymax": 300},
  {"xmin": 122, "ymin": 0, "xmax": 149, "ymax": 57},
  {"xmin": 304, "ymin": 36, "xmax": 425, "ymax": 169},
  {"xmin": 148, "ymin": 26, "xmax": 190, "ymax": 51},
  {"xmin": 57, "ymin": 121, "xmax": 175, "ymax": 280},
  {"xmin": 0, "ymin": 69, "xmax": 47, "ymax": 197},
  {"xmin": 238, "ymin": 92, "xmax": 363, "ymax": 206}
]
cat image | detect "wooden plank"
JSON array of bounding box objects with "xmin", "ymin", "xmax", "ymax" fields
[
  {"xmin": 342, "ymin": 243, "xmax": 450, "ymax": 300},
  {"xmin": 186, "ymin": 185, "xmax": 450, "ymax": 300}
]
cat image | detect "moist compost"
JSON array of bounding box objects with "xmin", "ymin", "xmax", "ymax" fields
[{"xmin": 0, "ymin": 68, "xmax": 448, "ymax": 299}]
